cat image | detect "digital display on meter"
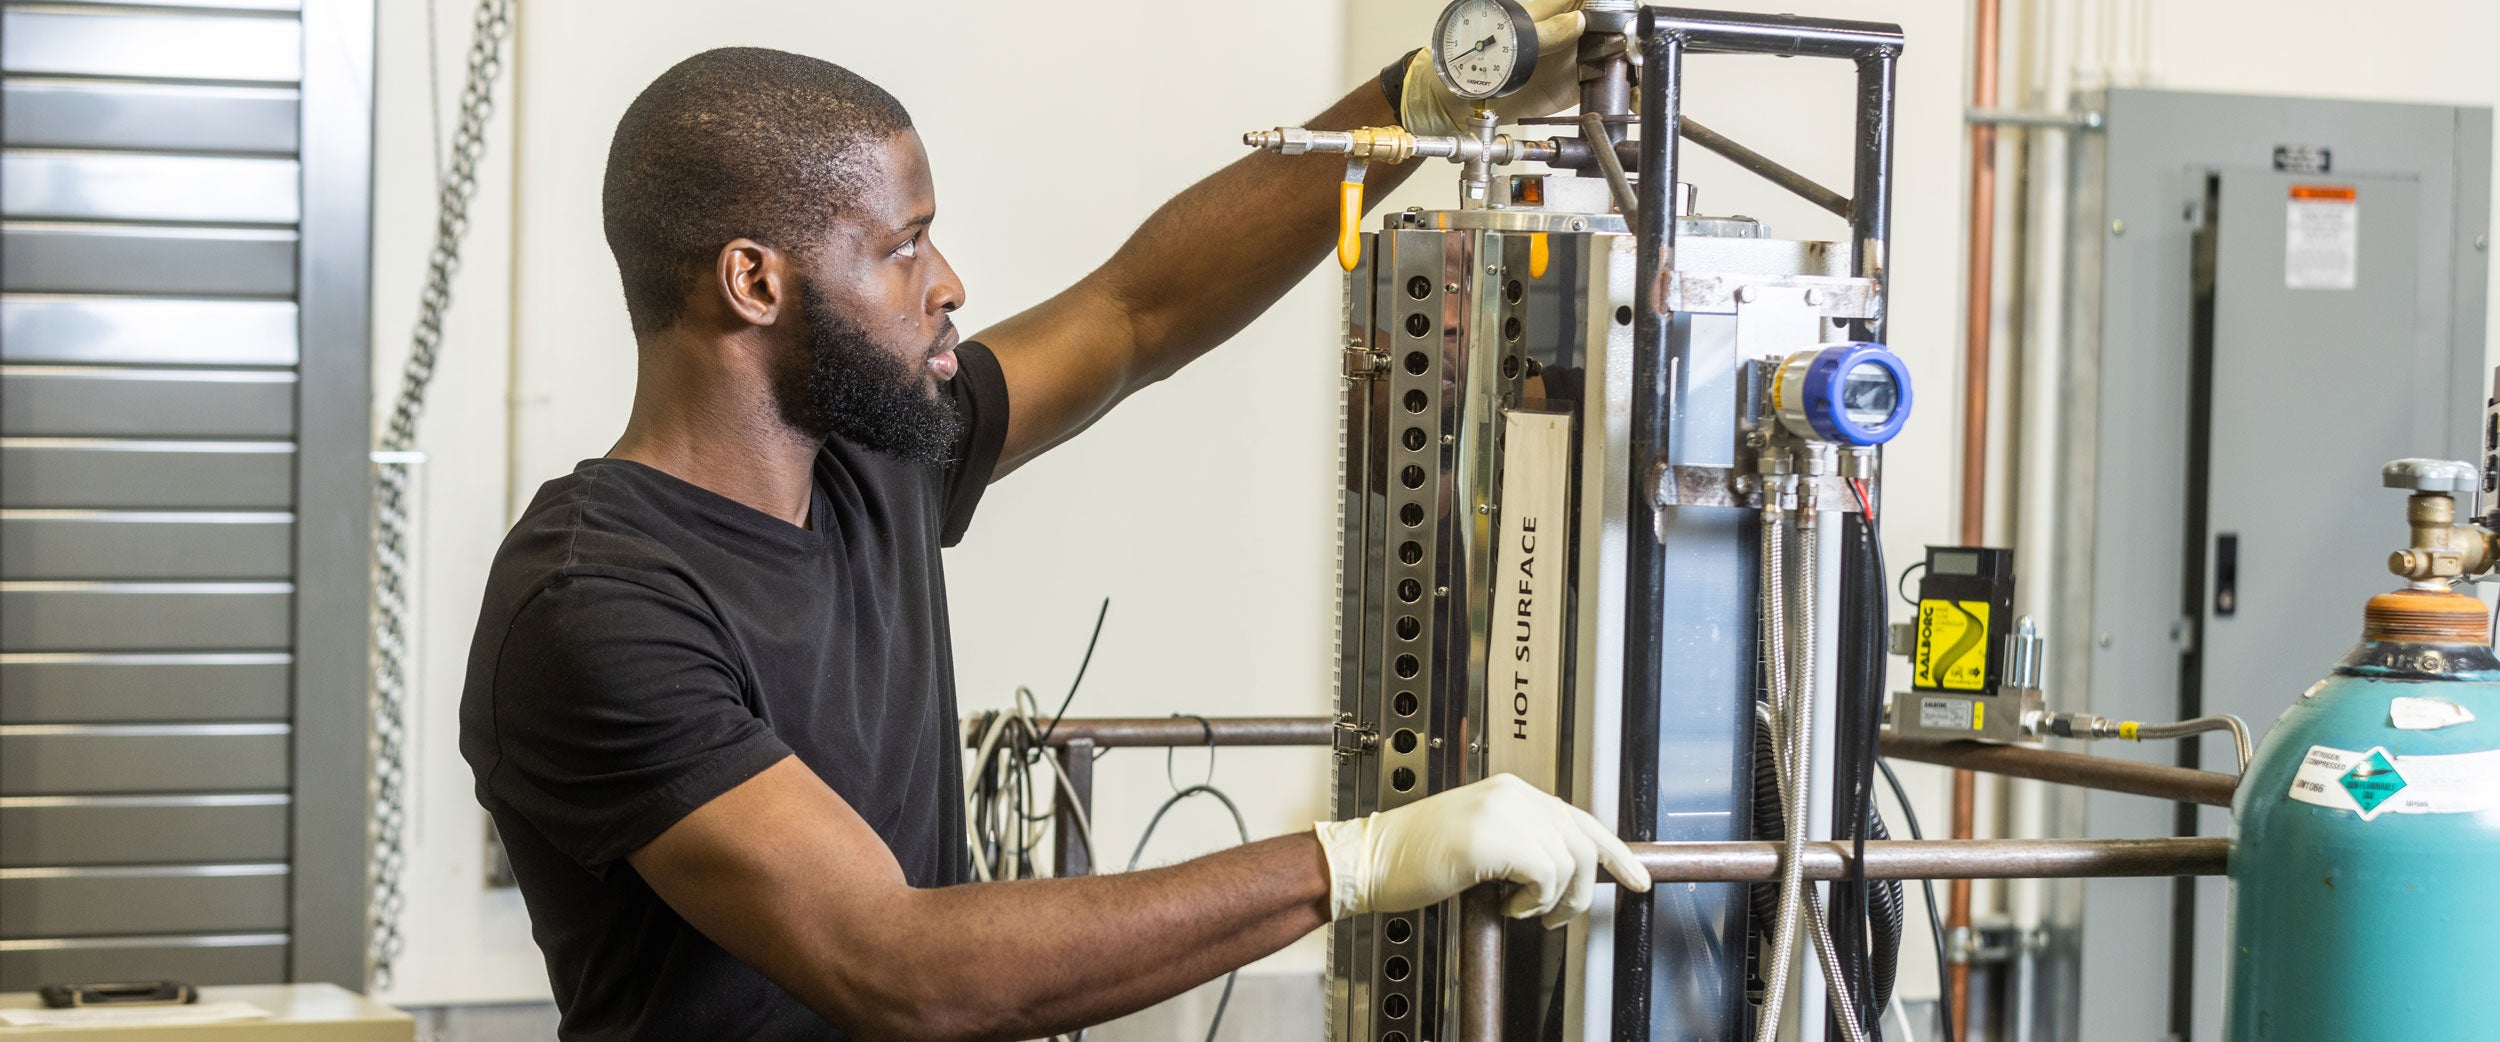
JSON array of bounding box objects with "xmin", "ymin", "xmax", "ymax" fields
[{"xmin": 1774, "ymin": 342, "xmax": 1915, "ymax": 446}]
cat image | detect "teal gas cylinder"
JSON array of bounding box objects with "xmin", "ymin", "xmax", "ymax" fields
[{"xmin": 2226, "ymin": 586, "xmax": 2500, "ymax": 1041}]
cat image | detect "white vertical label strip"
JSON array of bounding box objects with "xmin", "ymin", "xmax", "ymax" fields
[
  {"xmin": 2285, "ymin": 183, "xmax": 2360, "ymax": 290},
  {"xmin": 1492, "ymin": 410, "xmax": 1573, "ymax": 792}
]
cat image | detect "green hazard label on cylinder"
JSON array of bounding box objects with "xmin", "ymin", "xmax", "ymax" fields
[
  {"xmin": 2288, "ymin": 743, "xmax": 2500, "ymax": 821},
  {"xmin": 2339, "ymin": 750, "xmax": 2406, "ymax": 814}
]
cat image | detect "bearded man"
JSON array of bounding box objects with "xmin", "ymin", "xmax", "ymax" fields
[{"xmin": 460, "ymin": 28, "xmax": 1633, "ymax": 1042}]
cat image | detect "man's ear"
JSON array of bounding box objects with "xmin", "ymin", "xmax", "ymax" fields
[{"xmin": 714, "ymin": 238, "xmax": 789, "ymax": 327}]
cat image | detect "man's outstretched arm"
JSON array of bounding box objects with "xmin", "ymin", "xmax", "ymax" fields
[
  {"xmin": 973, "ymin": 81, "xmax": 1421, "ymax": 477},
  {"xmin": 629, "ymin": 757, "xmax": 1645, "ymax": 1042}
]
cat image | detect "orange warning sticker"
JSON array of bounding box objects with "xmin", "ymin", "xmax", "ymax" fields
[{"xmin": 2287, "ymin": 183, "xmax": 2361, "ymax": 290}]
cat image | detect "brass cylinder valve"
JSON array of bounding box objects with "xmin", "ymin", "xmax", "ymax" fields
[{"xmin": 2381, "ymin": 458, "xmax": 2499, "ymax": 583}]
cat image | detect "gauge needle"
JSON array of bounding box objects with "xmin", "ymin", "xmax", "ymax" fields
[{"xmin": 1448, "ymin": 34, "xmax": 1497, "ymax": 63}]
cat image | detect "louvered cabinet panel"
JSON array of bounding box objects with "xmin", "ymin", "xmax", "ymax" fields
[{"xmin": 0, "ymin": 0, "xmax": 371, "ymax": 985}]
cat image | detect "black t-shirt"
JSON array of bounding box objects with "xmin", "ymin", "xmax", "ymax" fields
[{"xmin": 457, "ymin": 342, "xmax": 1009, "ymax": 1041}]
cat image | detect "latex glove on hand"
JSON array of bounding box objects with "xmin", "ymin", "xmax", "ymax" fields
[
  {"xmin": 1313, "ymin": 773, "xmax": 1651, "ymax": 929},
  {"xmin": 1399, "ymin": 0, "xmax": 1590, "ymax": 138}
]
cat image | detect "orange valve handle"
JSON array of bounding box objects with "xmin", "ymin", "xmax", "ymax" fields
[{"xmin": 1338, "ymin": 158, "xmax": 1369, "ymax": 272}]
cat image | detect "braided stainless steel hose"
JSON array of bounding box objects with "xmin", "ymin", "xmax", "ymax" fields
[{"xmin": 1756, "ymin": 512, "xmax": 1804, "ymax": 1042}]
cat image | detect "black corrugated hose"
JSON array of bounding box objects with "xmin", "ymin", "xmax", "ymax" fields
[{"xmin": 1839, "ymin": 493, "xmax": 1904, "ymax": 1037}]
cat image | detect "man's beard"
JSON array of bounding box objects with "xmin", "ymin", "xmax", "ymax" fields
[{"xmin": 777, "ymin": 283, "xmax": 963, "ymax": 465}]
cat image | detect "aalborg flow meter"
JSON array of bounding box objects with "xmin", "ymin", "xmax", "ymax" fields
[{"xmin": 1243, "ymin": 4, "xmax": 1915, "ymax": 1040}]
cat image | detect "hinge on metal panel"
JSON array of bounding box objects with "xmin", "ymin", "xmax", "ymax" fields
[
  {"xmin": 1332, "ymin": 715, "xmax": 1379, "ymax": 759},
  {"xmin": 2169, "ymin": 615, "xmax": 2197, "ymax": 654},
  {"xmin": 1343, "ymin": 347, "xmax": 1387, "ymax": 379}
]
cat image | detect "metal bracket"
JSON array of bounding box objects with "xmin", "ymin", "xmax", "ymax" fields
[
  {"xmin": 1332, "ymin": 715, "xmax": 1379, "ymax": 759},
  {"xmin": 1343, "ymin": 347, "xmax": 1386, "ymax": 379},
  {"xmin": 1667, "ymin": 272, "xmax": 1882, "ymax": 318},
  {"xmin": 1652, "ymin": 462, "xmax": 1874, "ymax": 512}
]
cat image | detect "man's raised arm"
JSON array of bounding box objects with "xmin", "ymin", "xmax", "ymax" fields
[
  {"xmin": 971, "ymin": 81, "xmax": 1419, "ymax": 478},
  {"xmin": 973, "ymin": 3, "xmax": 1590, "ymax": 478}
]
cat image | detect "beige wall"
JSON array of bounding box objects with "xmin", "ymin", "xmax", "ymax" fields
[{"xmin": 371, "ymin": 0, "xmax": 2500, "ymax": 1018}]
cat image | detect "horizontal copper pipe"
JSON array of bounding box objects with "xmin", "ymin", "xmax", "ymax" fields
[{"xmin": 1879, "ymin": 735, "xmax": 2241, "ymax": 808}]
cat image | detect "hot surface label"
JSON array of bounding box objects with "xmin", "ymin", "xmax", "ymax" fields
[{"xmin": 1491, "ymin": 411, "xmax": 1572, "ymax": 791}]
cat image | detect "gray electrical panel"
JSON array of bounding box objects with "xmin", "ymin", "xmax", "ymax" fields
[
  {"xmin": 2048, "ymin": 89, "xmax": 2491, "ymax": 1042},
  {"xmin": 0, "ymin": 0, "xmax": 374, "ymax": 987}
]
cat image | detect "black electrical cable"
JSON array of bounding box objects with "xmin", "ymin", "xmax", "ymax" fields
[
  {"xmin": 1896, "ymin": 560, "xmax": 1927, "ymax": 610},
  {"xmin": 1843, "ymin": 515, "xmax": 1875, "ymax": 1040},
  {"xmin": 1877, "ymin": 756, "xmax": 1957, "ymax": 1042},
  {"xmin": 1036, "ymin": 598, "xmax": 1113, "ymax": 746},
  {"xmin": 1855, "ymin": 488, "xmax": 1896, "ymax": 1038},
  {"xmin": 1831, "ymin": 485, "xmax": 1892, "ymax": 1040},
  {"xmin": 1128, "ymin": 784, "xmax": 1251, "ymax": 1042}
]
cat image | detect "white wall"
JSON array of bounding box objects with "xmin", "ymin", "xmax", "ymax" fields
[
  {"xmin": 369, "ymin": 0, "xmax": 538, "ymax": 1007},
  {"xmin": 372, "ymin": 0, "xmax": 1350, "ymax": 1008},
  {"xmin": 369, "ymin": 0, "xmax": 2500, "ymax": 1019}
]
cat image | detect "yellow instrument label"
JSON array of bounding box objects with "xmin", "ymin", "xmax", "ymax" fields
[{"xmin": 1914, "ymin": 599, "xmax": 1992, "ymax": 692}]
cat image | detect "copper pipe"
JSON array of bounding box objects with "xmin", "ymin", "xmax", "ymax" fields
[
  {"xmin": 1458, "ymin": 887, "xmax": 1505, "ymax": 1042},
  {"xmin": 1880, "ymin": 736, "xmax": 2240, "ymax": 808},
  {"xmin": 1961, "ymin": 7, "xmax": 2000, "ymax": 546},
  {"xmin": 1951, "ymin": 0, "xmax": 2003, "ymax": 1030}
]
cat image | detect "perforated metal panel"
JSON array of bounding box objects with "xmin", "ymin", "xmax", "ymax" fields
[{"xmin": 0, "ymin": 0, "xmax": 372, "ymax": 989}]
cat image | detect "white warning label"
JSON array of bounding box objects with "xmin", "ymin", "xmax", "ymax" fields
[
  {"xmin": 2390, "ymin": 696, "xmax": 2477, "ymax": 731},
  {"xmin": 2285, "ymin": 184, "xmax": 2359, "ymax": 291},
  {"xmin": 1918, "ymin": 697, "xmax": 1977, "ymax": 732},
  {"xmin": 2286, "ymin": 743, "xmax": 2500, "ymax": 821}
]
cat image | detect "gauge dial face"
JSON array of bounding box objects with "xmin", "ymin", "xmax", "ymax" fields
[{"xmin": 1431, "ymin": 0, "xmax": 1537, "ymax": 101}]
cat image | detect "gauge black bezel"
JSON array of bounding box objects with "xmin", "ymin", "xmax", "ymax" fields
[{"xmin": 1428, "ymin": 0, "xmax": 1539, "ymax": 102}]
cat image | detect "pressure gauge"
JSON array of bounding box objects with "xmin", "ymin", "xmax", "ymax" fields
[
  {"xmin": 1773, "ymin": 342, "xmax": 1914, "ymax": 446},
  {"xmin": 1431, "ymin": 0, "xmax": 1539, "ymax": 101}
]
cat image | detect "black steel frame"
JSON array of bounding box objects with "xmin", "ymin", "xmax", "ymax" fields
[{"xmin": 1622, "ymin": 10, "xmax": 1903, "ymax": 1042}]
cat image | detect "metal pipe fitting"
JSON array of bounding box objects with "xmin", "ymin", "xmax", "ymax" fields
[
  {"xmin": 1244, "ymin": 125, "xmax": 1563, "ymax": 168},
  {"xmin": 1461, "ymin": 109, "xmax": 1499, "ymax": 209},
  {"xmin": 971, "ymin": 715, "xmax": 1335, "ymax": 749}
]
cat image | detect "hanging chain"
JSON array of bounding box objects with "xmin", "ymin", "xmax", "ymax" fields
[{"xmin": 369, "ymin": 0, "xmax": 514, "ymax": 992}]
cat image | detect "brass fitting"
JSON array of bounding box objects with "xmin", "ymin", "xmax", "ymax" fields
[
  {"xmin": 1344, "ymin": 126, "xmax": 1423, "ymax": 165},
  {"xmin": 2381, "ymin": 459, "xmax": 2499, "ymax": 583}
]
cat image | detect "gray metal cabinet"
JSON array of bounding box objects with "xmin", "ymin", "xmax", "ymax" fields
[
  {"xmin": 0, "ymin": 0, "xmax": 373, "ymax": 990},
  {"xmin": 2050, "ymin": 89, "xmax": 2491, "ymax": 1042}
]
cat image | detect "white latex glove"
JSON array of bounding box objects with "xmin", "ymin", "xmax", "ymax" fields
[
  {"xmin": 1313, "ymin": 773, "xmax": 1651, "ymax": 929},
  {"xmin": 1400, "ymin": 0, "xmax": 1590, "ymax": 138}
]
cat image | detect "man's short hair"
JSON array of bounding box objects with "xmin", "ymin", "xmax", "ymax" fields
[{"xmin": 602, "ymin": 47, "xmax": 913, "ymax": 335}]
